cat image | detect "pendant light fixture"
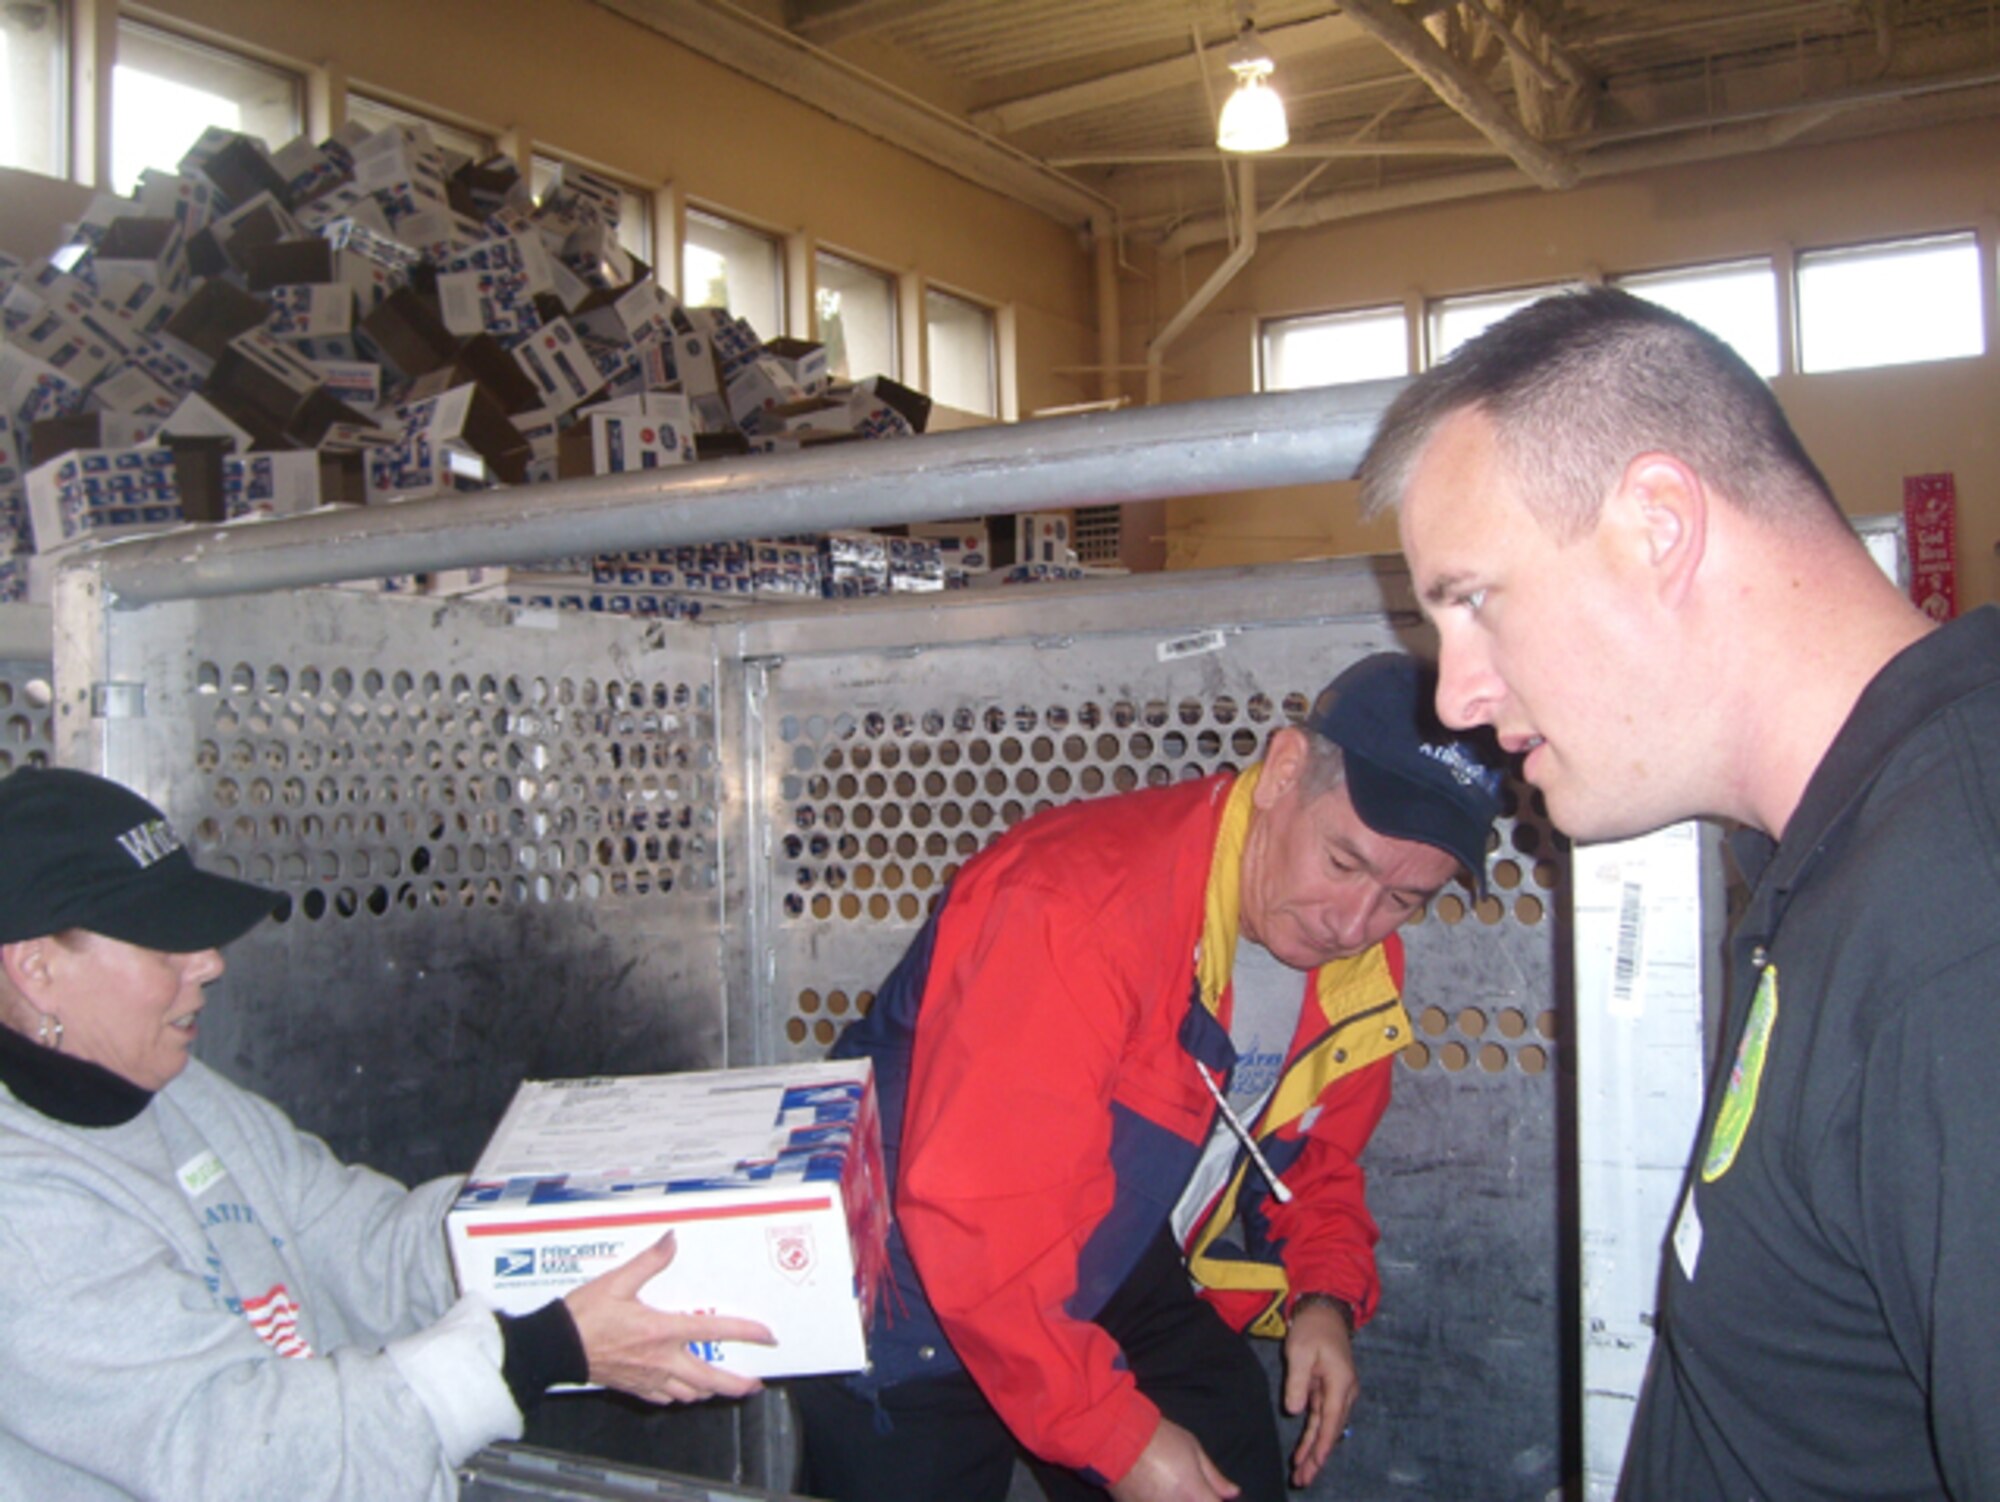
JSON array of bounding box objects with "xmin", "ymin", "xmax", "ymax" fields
[{"xmin": 1216, "ymin": 15, "xmax": 1288, "ymax": 153}]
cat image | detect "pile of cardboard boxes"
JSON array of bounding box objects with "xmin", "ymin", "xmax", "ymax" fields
[{"xmin": 0, "ymin": 120, "xmax": 988, "ymax": 615}]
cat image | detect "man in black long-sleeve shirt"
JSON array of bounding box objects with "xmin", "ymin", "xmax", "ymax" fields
[{"xmin": 1357, "ymin": 286, "xmax": 1999, "ymax": 1500}]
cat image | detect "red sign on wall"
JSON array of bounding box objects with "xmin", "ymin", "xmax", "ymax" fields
[{"xmin": 1903, "ymin": 472, "xmax": 1957, "ymax": 622}]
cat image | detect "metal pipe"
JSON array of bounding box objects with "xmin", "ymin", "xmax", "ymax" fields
[
  {"xmin": 81, "ymin": 377, "xmax": 1409, "ymax": 607},
  {"xmin": 1146, "ymin": 158, "xmax": 1259, "ymax": 406}
]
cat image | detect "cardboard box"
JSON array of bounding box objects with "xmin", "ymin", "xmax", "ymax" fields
[
  {"xmin": 908, "ymin": 521, "xmax": 991, "ymax": 573},
  {"xmin": 557, "ymin": 392, "xmax": 697, "ymax": 479},
  {"xmin": 358, "ymin": 286, "xmax": 460, "ymax": 380},
  {"xmin": 1016, "ymin": 511, "xmax": 1074, "ymax": 566},
  {"xmin": 25, "ymin": 445, "xmax": 182, "ymax": 553},
  {"xmin": 727, "ymin": 356, "xmax": 808, "ymax": 431},
  {"xmin": 364, "ymin": 381, "xmax": 529, "ymax": 500},
  {"xmin": 762, "ymin": 337, "xmax": 830, "ymax": 396},
  {"xmin": 448, "ymin": 1059, "xmax": 888, "ymax": 1380},
  {"xmin": 848, "ymin": 374, "xmax": 932, "ymax": 435},
  {"xmin": 241, "ymin": 237, "xmax": 336, "ymax": 291},
  {"xmin": 161, "ymin": 280, "xmax": 271, "ymax": 363},
  {"xmin": 511, "ymin": 318, "xmax": 602, "ymax": 413},
  {"xmin": 263, "ymin": 283, "xmax": 354, "ymax": 342},
  {"xmin": 436, "ymin": 231, "xmax": 556, "ymax": 340},
  {"xmin": 223, "ymin": 449, "xmax": 332, "ymax": 520},
  {"xmin": 182, "ymin": 130, "xmax": 291, "ymax": 209}
]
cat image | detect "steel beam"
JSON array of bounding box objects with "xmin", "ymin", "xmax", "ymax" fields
[{"xmin": 80, "ymin": 381, "xmax": 1407, "ymax": 607}]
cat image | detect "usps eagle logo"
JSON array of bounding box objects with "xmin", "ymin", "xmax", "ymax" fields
[
  {"xmin": 769, "ymin": 1226, "xmax": 815, "ymax": 1285},
  {"xmin": 495, "ymin": 1248, "xmax": 537, "ymax": 1280}
]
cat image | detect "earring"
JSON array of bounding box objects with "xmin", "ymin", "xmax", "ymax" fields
[{"xmin": 35, "ymin": 1013, "xmax": 63, "ymax": 1051}]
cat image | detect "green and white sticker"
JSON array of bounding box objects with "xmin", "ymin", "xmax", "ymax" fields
[{"xmin": 1702, "ymin": 964, "xmax": 1777, "ymax": 1183}]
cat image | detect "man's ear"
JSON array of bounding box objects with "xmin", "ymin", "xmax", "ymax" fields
[
  {"xmin": 1609, "ymin": 452, "xmax": 1708, "ymax": 609},
  {"xmin": 1255, "ymin": 727, "xmax": 1309, "ymax": 809}
]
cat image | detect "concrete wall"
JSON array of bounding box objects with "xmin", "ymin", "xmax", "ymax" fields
[{"xmin": 1150, "ymin": 117, "xmax": 2000, "ymax": 610}]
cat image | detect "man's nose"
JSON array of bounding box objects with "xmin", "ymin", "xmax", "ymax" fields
[{"xmin": 1436, "ymin": 636, "xmax": 1503, "ymax": 732}]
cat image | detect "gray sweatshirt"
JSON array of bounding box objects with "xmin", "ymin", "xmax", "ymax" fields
[{"xmin": 0, "ymin": 1054, "xmax": 522, "ymax": 1500}]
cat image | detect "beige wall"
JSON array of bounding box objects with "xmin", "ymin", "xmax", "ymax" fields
[
  {"xmin": 46, "ymin": 0, "xmax": 1099, "ymax": 419},
  {"xmin": 1149, "ymin": 118, "xmax": 2000, "ymax": 611}
]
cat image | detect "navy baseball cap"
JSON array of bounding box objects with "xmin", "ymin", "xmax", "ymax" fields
[
  {"xmin": 0, "ymin": 767, "xmax": 281, "ymax": 951},
  {"xmin": 1305, "ymin": 653, "xmax": 1507, "ymax": 891}
]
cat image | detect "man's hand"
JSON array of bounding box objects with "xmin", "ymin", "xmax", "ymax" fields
[
  {"xmin": 1107, "ymin": 1417, "xmax": 1241, "ymax": 1502},
  {"xmin": 1282, "ymin": 1299, "xmax": 1359, "ymax": 1488},
  {"xmin": 565, "ymin": 1231, "xmax": 777, "ymax": 1405}
]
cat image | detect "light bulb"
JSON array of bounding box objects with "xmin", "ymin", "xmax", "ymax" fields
[{"xmin": 1218, "ymin": 66, "xmax": 1289, "ymax": 153}]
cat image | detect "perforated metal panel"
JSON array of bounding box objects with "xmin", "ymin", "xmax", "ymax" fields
[
  {"xmin": 0, "ymin": 658, "xmax": 55, "ymax": 773},
  {"xmin": 60, "ymin": 589, "xmax": 726, "ymax": 1182}
]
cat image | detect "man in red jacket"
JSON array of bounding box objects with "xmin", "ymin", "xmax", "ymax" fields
[{"xmin": 794, "ymin": 652, "xmax": 1507, "ymax": 1502}]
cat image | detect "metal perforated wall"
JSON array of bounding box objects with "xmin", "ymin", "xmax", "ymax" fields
[
  {"xmin": 0, "ymin": 656, "xmax": 55, "ymax": 773},
  {"xmin": 185, "ymin": 656, "xmax": 718, "ymax": 919},
  {"xmin": 63, "ymin": 590, "xmax": 728, "ymax": 1190}
]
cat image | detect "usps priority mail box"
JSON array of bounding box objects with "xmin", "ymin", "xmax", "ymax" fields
[{"xmin": 448, "ymin": 1059, "xmax": 888, "ymax": 1380}]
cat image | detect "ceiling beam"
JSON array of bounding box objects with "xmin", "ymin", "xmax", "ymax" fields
[
  {"xmin": 1156, "ymin": 65, "xmax": 2000, "ymax": 253},
  {"xmin": 592, "ymin": 0, "xmax": 1112, "ymax": 231},
  {"xmin": 967, "ymin": 14, "xmax": 1372, "ymax": 136},
  {"xmin": 787, "ymin": 0, "xmax": 939, "ymax": 47},
  {"xmin": 1049, "ymin": 140, "xmax": 1508, "ymax": 166},
  {"xmin": 1337, "ymin": 0, "xmax": 1579, "ymax": 189}
]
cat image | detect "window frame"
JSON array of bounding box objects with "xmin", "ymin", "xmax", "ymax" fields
[
  {"xmin": 0, "ymin": 0, "xmax": 68, "ymax": 179},
  {"xmin": 1794, "ymin": 228, "xmax": 1987, "ymax": 375},
  {"xmin": 110, "ymin": 17, "xmax": 304, "ymax": 195},
  {"xmin": 1425, "ymin": 280, "xmax": 1582, "ymax": 366},
  {"xmin": 814, "ymin": 246, "xmax": 901, "ymax": 383},
  {"xmin": 345, "ymin": 91, "xmax": 497, "ymax": 167},
  {"xmin": 1610, "ymin": 256, "xmax": 1783, "ymax": 379},
  {"xmin": 1257, "ymin": 302, "xmax": 1411, "ymax": 393},
  {"xmin": 682, "ymin": 202, "xmax": 787, "ymax": 338},
  {"xmin": 923, "ymin": 280, "xmax": 1000, "ymax": 420}
]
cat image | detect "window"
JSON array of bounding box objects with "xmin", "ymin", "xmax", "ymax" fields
[
  {"xmin": 816, "ymin": 250, "xmax": 898, "ymax": 382},
  {"xmin": 112, "ymin": 22, "xmax": 301, "ymax": 194},
  {"xmin": 1613, "ymin": 259, "xmax": 1781, "ymax": 378},
  {"xmin": 925, "ymin": 285, "xmax": 997, "ymax": 418},
  {"xmin": 1260, "ymin": 305, "xmax": 1408, "ymax": 391},
  {"xmin": 531, "ymin": 154, "xmax": 652, "ymax": 267},
  {"xmin": 683, "ymin": 207, "xmax": 784, "ymax": 338},
  {"xmin": 347, "ymin": 95, "xmax": 494, "ymax": 167},
  {"xmin": 1, "ymin": 0, "xmax": 64, "ymax": 176},
  {"xmin": 1797, "ymin": 232, "xmax": 1984, "ymax": 374},
  {"xmin": 1073, "ymin": 505, "xmax": 1124, "ymax": 565},
  {"xmin": 1428, "ymin": 282, "xmax": 1578, "ymax": 364}
]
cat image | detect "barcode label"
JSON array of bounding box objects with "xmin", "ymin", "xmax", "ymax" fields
[
  {"xmin": 1157, "ymin": 629, "xmax": 1226, "ymax": 663},
  {"xmin": 1609, "ymin": 880, "xmax": 1645, "ymax": 1018}
]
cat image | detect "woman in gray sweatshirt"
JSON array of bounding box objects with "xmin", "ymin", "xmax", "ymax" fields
[{"xmin": 0, "ymin": 765, "xmax": 770, "ymax": 1500}]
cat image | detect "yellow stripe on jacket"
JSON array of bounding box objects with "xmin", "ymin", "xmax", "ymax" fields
[{"xmin": 1185, "ymin": 765, "xmax": 1411, "ymax": 1337}]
